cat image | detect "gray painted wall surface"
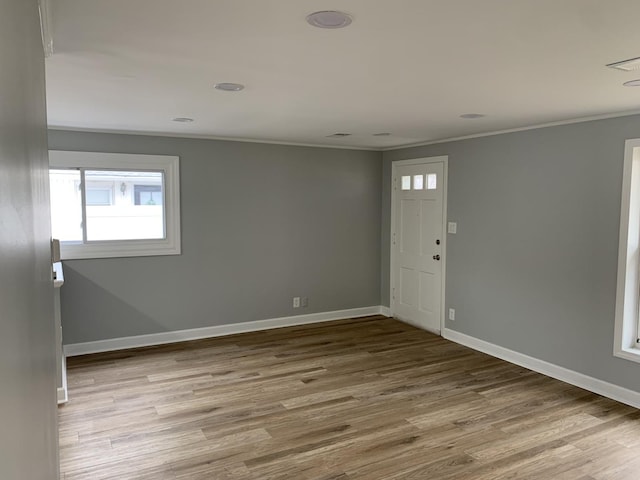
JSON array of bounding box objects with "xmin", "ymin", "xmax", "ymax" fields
[
  {"xmin": 49, "ymin": 131, "xmax": 382, "ymax": 344},
  {"xmin": 382, "ymin": 115, "xmax": 640, "ymax": 393},
  {"xmin": 0, "ymin": 0, "xmax": 59, "ymax": 478}
]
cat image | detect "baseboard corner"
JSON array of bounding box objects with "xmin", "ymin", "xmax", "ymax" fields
[{"xmin": 442, "ymin": 328, "xmax": 640, "ymax": 410}]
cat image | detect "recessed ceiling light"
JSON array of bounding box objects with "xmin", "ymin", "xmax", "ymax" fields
[
  {"xmin": 607, "ymin": 57, "xmax": 640, "ymax": 72},
  {"xmin": 172, "ymin": 117, "xmax": 194, "ymax": 123},
  {"xmin": 460, "ymin": 113, "xmax": 485, "ymax": 119},
  {"xmin": 373, "ymin": 133, "xmax": 391, "ymax": 136},
  {"xmin": 623, "ymin": 79, "xmax": 640, "ymax": 87},
  {"xmin": 326, "ymin": 133, "xmax": 351, "ymax": 138},
  {"xmin": 214, "ymin": 82, "xmax": 245, "ymax": 92},
  {"xmin": 306, "ymin": 11, "xmax": 353, "ymax": 29}
]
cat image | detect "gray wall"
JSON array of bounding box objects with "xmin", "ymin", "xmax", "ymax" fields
[
  {"xmin": 49, "ymin": 131, "xmax": 382, "ymax": 344},
  {"xmin": 383, "ymin": 114, "xmax": 640, "ymax": 393},
  {"xmin": 0, "ymin": 0, "xmax": 59, "ymax": 478}
]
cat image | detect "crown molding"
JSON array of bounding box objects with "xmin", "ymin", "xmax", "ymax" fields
[
  {"xmin": 49, "ymin": 108, "xmax": 640, "ymax": 153},
  {"xmin": 47, "ymin": 126, "xmax": 381, "ymax": 152},
  {"xmin": 382, "ymin": 109, "xmax": 640, "ymax": 151}
]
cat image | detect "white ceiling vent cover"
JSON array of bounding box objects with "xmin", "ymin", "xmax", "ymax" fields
[{"xmin": 607, "ymin": 57, "xmax": 640, "ymax": 71}]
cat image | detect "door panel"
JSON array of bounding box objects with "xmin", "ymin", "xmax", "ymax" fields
[
  {"xmin": 420, "ymin": 199, "xmax": 438, "ymax": 256},
  {"xmin": 400, "ymin": 267, "xmax": 416, "ymax": 306},
  {"xmin": 392, "ymin": 161, "xmax": 444, "ymax": 333},
  {"xmin": 418, "ymin": 271, "xmax": 434, "ymax": 314},
  {"xmin": 400, "ymin": 199, "xmax": 418, "ymax": 255}
]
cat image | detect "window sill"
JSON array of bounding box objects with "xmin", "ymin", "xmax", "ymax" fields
[
  {"xmin": 60, "ymin": 239, "xmax": 180, "ymax": 260},
  {"xmin": 614, "ymin": 345, "xmax": 640, "ymax": 364}
]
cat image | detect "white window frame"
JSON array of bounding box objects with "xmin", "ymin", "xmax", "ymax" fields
[
  {"xmin": 49, "ymin": 151, "xmax": 181, "ymax": 260},
  {"xmin": 614, "ymin": 139, "xmax": 640, "ymax": 363}
]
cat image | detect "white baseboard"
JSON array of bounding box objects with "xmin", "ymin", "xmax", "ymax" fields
[
  {"xmin": 64, "ymin": 306, "xmax": 387, "ymax": 357},
  {"xmin": 57, "ymin": 355, "xmax": 68, "ymax": 405},
  {"xmin": 379, "ymin": 306, "xmax": 392, "ymax": 317},
  {"xmin": 57, "ymin": 387, "xmax": 67, "ymax": 404},
  {"xmin": 443, "ymin": 328, "xmax": 640, "ymax": 410}
]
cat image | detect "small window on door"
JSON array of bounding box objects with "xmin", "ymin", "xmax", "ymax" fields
[{"xmin": 427, "ymin": 173, "xmax": 437, "ymax": 190}]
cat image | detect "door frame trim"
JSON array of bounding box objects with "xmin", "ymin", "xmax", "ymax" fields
[{"xmin": 390, "ymin": 156, "xmax": 449, "ymax": 335}]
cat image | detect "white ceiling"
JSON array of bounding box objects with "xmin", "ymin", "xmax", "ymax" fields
[{"xmin": 46, "ymin": 0, "xmax": 640, "ymax": 149}]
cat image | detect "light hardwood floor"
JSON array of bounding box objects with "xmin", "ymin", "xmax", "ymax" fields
[{"xmin": 59, "ymin": 315, "xmax": 640, "ymax": 480}]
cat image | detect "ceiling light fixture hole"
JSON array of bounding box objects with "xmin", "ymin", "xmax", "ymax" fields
[
  {"xmin": 172, "ymin": 117, "xmax": 194, "ymax": 123},
  {"xmin": 307, "ymin": 11, "xmax": 353, "ymax": 29},
  {"xmin": 214, "ymin": 83, "xmax": 245, "ymax": 92}
]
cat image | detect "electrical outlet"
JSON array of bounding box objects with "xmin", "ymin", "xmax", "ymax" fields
[
  {"xmin": 447, "ymin": 222, "xmax": 457, "ymax": 234},
  {"xmin": 448, "ymin": 308, "xmax": 456, "ymax": 321},
  {"xmin": 293, "ymin": 297, "xmax": 300, "ymax": 308},
  {"xmin": 301, "ymin": 297, "xmax": 308, "ymax": 308}
]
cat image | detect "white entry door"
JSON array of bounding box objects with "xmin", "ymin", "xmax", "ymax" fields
[{"xmin": 391, "ymin": 159, "xmax": 445, "ymax": 333}]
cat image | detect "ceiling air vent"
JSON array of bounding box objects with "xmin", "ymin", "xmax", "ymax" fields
[
  {"xmin": 607, "ymin": 57, "xmax": 640, "ymax": 71},
  {"xmin": 326, "ymin": 133, "xmax": 351, "ymax": 138}
]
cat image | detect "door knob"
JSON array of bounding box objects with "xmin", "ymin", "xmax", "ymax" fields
[{"xmin": 433, "ymin": 254, "xmax": 440, "ymax": 261}]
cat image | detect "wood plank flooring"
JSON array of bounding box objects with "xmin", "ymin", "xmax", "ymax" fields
[{"xmin": 59, "ymin": 316, "xmax": 640, "ymax": 479}]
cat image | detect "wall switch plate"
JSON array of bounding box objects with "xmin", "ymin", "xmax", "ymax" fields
[
  {"xmin": 301, "ymin": 297, "xmax": 308, "ymax": 308},
  {"xmin": 447, "ymin": 222, "xmax": 457, "ymax": 234},
  {"xmin": 293, "ymin": 297, "xmax": 300, "ymax": 308},
  {"xmin": 448, "ymin": 308, "xmax": 456, "ymax": 321}
]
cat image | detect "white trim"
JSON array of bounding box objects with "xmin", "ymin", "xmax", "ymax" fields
[
  {"xmin": 379, "ymin": 306, "xmax": 392, "ymax": 317},
  {"xmin": 443, "ymin": 328, "xmax": 640, "ymax": 410},
  {"xmin": 49, "ymin": 151, "xmax": 181, "ymax": 260},
  {"xmin": 390, "ymin": 156, "xmax": 448, "ymax": 334},
  {"xmin": 57, "ymin": 388, "xmax": 67, "ymax": 404},
  {"xmin": 47, "ymin": 127, "xmax": 380, "ymax": 152},
  {"xmin": 57, "ymin": 355, "xmax": 68, "ymax": 404},
  {"xmin": 64, "ymin": 306, "xmax": 386, "ymax": 356},
  {"xmin": 50, "ymin": 109, "xmax": 640, "ymax": 153},
  {"xmin": 614, "ymin": 139, "xmax": 640, "ymax": 363},
  {"xmin": 382, "ymin": 109, "xmax": 640, "ymax": 151},
  {"xmin": 38, "ymin": 0, "xmax": 54, "ymax": 57}
]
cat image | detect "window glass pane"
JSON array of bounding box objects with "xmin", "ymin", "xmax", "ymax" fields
[
  {"xmin": 49, "ymin": 169, "xmax": 82, "ymax": 242},
  {"xmin": 413, "ymin": 175, "xmax": 424, "ymax": 190},
  {"xmin": 401, "ymin": 175, "xmax": 411, "ymax": 190},
  {"xmin": 427, "ymin": 173, "xmax": 437, "ymax": 190},
  {"xmin": 84, "ymin": 170, "xmax": 164, "ymax": 241}
]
